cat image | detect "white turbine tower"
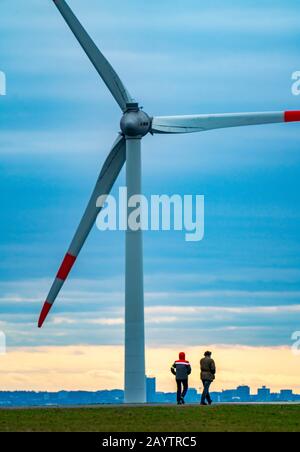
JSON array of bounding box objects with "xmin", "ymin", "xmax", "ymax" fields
[{"xmin": 38, "ymin": 0, "xmax": 300, "ymax": 404}]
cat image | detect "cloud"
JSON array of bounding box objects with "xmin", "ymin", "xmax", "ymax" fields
[
  {"xmin": 87, "ymin": 318, "xmax": 124, "ymax": 326},
  {"xmin": 146, "ymin": 304, "xmax": 300, "ymax": 315},
  {"xmin": 52, "ymin": 317, "xmax": 77, "ymax": 325},
  {"xmin": 0, "ymin": 130, "xmax": 117, "ymax": 155},
  {"xmin": 146, "ymin": 290, "xmax": 300, "ymax": 302},
  {"xmin": 1, "ymin": 276, "xmax": 300, "ymax": 348},
  {"xmin": 4, "ymin": 1, "xmax": 300, "ymax": 34},
  {"xmin": 2, "ymin": 276, "xmax": 300, "ymax": 314}
]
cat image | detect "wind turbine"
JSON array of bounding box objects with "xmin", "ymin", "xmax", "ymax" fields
[{"xmin": 38, "ymin": 0, "xmax": 300, "ymax": 404}]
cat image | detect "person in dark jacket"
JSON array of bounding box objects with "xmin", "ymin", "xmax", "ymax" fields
[
  {"xmin": 200, "ymin": 351, "xmax": 216, "ymax": 405},
  {"xmin": 171, "ymin": 352, "xmax": 192, "ymax": 405}
]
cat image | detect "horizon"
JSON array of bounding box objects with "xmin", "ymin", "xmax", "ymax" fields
[{"xmin": 0, "ymin": 383, "xmax": 298, "ymax": 396}]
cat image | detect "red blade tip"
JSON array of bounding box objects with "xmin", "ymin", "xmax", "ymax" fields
[
  {"xmin": 38, "ymin": 302, "xmax": 53, "ymax": 328},
  {"xmin": 285, "ymin": 111, "xmax": 300, "ymax": 122}
]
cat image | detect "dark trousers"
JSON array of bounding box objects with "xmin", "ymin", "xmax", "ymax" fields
[
  {"xmin": 201, "ymin": 380, "xmax": 212, "ymax": 404},
  {"xmin": 176, "ymin": 379, "xmax": 188, "ymax": 402}
]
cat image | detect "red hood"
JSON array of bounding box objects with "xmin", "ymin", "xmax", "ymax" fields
[{"xmin": 179, "ymin": 352, "xmax": 186, "ymax": 360}]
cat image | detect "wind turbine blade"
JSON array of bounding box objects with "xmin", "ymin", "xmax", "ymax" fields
[
  {"xmin": 52, "ymin": 0, "xmax": 132, "ymax": 111},
  {"xmin": 38, "ymin": 135, "xmax": 126, "ymax": 328},
  {"xmin": 151, "ymin": 111, "xmax": 300, "ymax": 134}
]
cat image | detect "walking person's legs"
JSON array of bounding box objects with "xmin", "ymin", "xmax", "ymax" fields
[
  {"xmin": 201, "ymin": 380, "xmax": 210, "ymax": 405},
  {"xmin": 176, "ymin": 380, "xmax": 182, "ymax": 404},
  {"xmin": 205, "ymin": 381, "xmax": 212, "ymax": 404},
  {"xmin": 181, "ymin": 379, "xmax": 188, "ymax": 403}
]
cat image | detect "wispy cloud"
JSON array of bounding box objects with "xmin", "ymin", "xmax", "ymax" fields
[
  {"xmin": 146, "ymin": 304, "xmax": 300, "ymax": 315},
  {"xmin": 87, "ymin": 318, "xmax": 124, "ymax": 326}
]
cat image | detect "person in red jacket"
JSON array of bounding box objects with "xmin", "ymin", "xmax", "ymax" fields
[{"xmin": 171, "ymin": 352, "xmax": 192, "ymax": 405}]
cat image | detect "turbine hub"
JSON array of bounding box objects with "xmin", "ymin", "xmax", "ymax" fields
[{"xmin": 120, "ymin": 103, "xmax": 151, "ymax": 137}]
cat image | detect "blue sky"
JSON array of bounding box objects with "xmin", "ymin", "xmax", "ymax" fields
[{"xmin": 1, "ymin": 0, "xmax": 300, "ymax": 350}]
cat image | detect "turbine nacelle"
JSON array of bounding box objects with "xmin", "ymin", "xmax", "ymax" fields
[{"xmin": 120, "ymin": 103, "xmax": 151, "ymax": 137}]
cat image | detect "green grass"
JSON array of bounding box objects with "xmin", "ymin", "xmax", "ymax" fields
[{"xmin": 0, "ymin": 405, "xmax": 300, "ymax": 432}]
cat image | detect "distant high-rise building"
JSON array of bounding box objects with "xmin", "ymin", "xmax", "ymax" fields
[
  {"xmin": 257, "ymin": 386, "xmax": 271, "ymax": 402},
  {"xmin": 236, "ymin": 386, "xmax": 251, "ymax": 402},
  {"xmin": 146, "ymin": 377, "xmax": 156, "ymax": 403},
  {"xmin": 280, "ymin": 390, "xmax": 293, "ymax": 401}
]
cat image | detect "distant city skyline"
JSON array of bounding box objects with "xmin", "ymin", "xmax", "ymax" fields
[{"xmin": 1, "ymin": 379, "xmax": 299, "ymax": 407}]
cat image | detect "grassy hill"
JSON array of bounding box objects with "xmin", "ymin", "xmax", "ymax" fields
[{"xmin": 1, "ymin": 404, "xmax": 300, "ymax": 432}]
